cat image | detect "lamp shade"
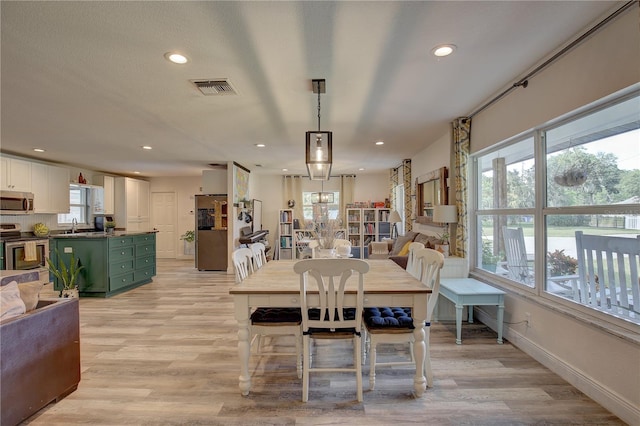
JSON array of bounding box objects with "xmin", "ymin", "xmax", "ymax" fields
[
  {"xmin": 388, "ymin": 210, "xmax": 402, "ymax": 224},
  {"xmin": 306, "ymin": 131, "xmax": 332, "ymax": 180},
  {"xmin": 433, "ymin": 205, "xmax": 457, "ymax": 224}
]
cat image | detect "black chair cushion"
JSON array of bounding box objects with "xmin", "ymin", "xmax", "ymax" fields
[
  {"xmin": 305, "ymin": 307, "xmax": 358, "ymax": 335},
  {"xmin": 363, "ymin": 307, "xmax": 414, "ymax": 329},
  {"xmin": 250, "ymin": 307, "xmax": 302, "ymax": 323},
  {"xmin": 308, "ymin": 307, "xmax": 356, "ymax": 321}
]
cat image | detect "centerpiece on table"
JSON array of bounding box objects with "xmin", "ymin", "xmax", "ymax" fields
[{"xmin": 310, "ymin": 215, "xmax": 342, "ymax": 258}]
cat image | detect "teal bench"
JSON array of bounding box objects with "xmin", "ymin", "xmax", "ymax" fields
[{"xmin": 439, "ymin": 278, "xmax": 505, "ymax": 345}]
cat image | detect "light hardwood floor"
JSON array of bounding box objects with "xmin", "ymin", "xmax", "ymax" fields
[{"xmin": 27, "ymin": 259, "xmax": 623, "ymax": 425}]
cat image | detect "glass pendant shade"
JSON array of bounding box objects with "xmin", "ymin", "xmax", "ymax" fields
[
  {"xmin": 305, "ymin": 131, "xmax": 332, "ymax": 180},
  {"xmin": 311, "ymin": 192, "xmax": 334, "ymax": 204}
]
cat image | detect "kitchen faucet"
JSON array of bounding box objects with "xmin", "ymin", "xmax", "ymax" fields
[{"xmin": 72, "ymin": 218, "xmax": 78, "ymax": 234}]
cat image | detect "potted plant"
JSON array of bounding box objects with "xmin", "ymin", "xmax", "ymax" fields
[
  {"xmin": 180, "ymin": 230, "xmax": 195, "ymax": 255},
  {"xmin": 46, "ymin": 248, "xmax": 84, "ymax": 298},
  {"xmin": 482, "ymin": 239, "xmax": 502, "ymax": 272},
  {"xmin": 435, "ymin": 231, "xmax": 450, "ymax": 257},
  {"xmin": 105, "ymin": 220, "xmax": 116, "ymax": 234}
]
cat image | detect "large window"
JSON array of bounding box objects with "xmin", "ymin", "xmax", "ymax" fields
[
  {"xmin": 58, "ymin": 186, "xmax": 89, "ymax": 225},
  {"xmin": 302, "ymin": 191, "xmax": 340, "ymax": 221},
  {"xmin": 474, "ymin": 90, "xmax": 640, "ymax": 326}
]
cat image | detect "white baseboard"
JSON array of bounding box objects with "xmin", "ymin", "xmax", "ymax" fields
[{"xmin": 474, "ymin": 307, "xmax": 640, "ymax": 425}]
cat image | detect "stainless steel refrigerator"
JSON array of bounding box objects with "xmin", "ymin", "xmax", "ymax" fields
[{"xmin": 195, "ymin": 194, "xmax": 228, "ymax": 271}]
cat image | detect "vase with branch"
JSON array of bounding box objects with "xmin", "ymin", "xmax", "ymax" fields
[{"xmin": 312, "ymin": 215, "xmax": 342, "ymax": 257}]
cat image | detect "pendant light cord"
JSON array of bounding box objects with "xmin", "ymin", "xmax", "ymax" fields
[{"xmin": 317, "ymin": 88, "xmax": 321, "ymax": 131}]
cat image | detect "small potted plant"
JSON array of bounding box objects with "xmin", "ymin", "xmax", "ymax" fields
[
  {"xmin": 482, "ymin": 239, "xmax": 502, "ymax": 272},
  {"xmin": 105, "ymin": 220, "xmax": 116, "ymax": 234},
  {"xmin": 180, "ymin": 230, "xmax": 195, "ymax": 255},
  {"xmin": 46, "ymin": 248, "xmax": 84, "ymax": 298},
  {"xmin": 435, "ymin": 231, "xmax": 450, "ymax": 257}
]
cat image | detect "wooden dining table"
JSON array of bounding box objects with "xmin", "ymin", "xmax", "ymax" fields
[{"xmin": 229, "ymin": 259, "xmax": 432, "ymax": 397}]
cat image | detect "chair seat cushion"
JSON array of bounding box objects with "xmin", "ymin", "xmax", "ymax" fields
[
  {"xmin": 363, "ymin": 307, "xmax": 414, "ymax": 329},
  {"xmin": 250, "ymin": 307, "xmax": 302, "ymax": 324},
  {"xmin": 305, "ymin": 307, "xmax": 358, "ymax": 336}
]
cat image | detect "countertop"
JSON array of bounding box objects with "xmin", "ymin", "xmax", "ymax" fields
[{"xmin": 50, "ymin": 230, "xmax": 157, "ymax": 239}]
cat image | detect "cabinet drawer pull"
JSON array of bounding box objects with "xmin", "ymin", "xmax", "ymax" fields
[{"xmin": 121, "ymin": 251, "xmax": 125, "ymax": 255}]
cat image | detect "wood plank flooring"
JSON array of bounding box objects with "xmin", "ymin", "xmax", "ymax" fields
[{"xmin": 26, "ymin": 259, "xmax": 624, "ymax": 425}]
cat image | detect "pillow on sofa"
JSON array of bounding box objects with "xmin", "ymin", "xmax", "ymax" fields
[
  {"xmin": 397, "ymin": 241, "xmax": 412, "ymax": 256},
  {"xmin": 390, "ymin": 231, "xmax": 418, "ymax": 256},
  {"xmin": 1, "ymin": 281, "xmax": 27, "ymax": 319},
  {"xmin": 414, "ymin": 233, "xmax": 440, "ymax": 249},
  {"xmin": 18, "ymin": 281, "xmax": 44, "ymax": 311}
]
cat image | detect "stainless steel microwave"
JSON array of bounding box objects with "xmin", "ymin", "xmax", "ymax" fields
[{"xmin": 0, "ymin": 190, "xmax": 35, "ymax": 214}]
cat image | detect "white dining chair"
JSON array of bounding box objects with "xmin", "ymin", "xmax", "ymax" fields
[
  {"xmin": 405, "ymin": 242, "xmax": 426, "ymax": 279},
  {"xmin": 250, "ymin": 242, "xmax": 267, "ymax": 270},
  {"xmin": 363, "ymin": 248, "xmax": 444, "ymax": 390},
  {"xmin": 333, "ymin": 238, "xmax": 352, "ymax": 257},
  {"xmin": 233, "ymin": 247, "xmax": 303, "ymax": 377},
  {"xmin": 294, "ymin": 258, "xmax": 369, "ymax": 402},
  {"xmin": 232, "ymin": 248, "xmax": 254, "ymax": 283}
]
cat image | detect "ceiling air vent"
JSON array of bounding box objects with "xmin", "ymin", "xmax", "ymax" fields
[{"xmin": 191, "ymin": 79, "xmax": 237, "ymax": 96}]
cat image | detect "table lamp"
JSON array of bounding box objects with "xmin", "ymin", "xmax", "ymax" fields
[
  {"xmin": 389, "ymin": 210, "xmax": 402, "ymax": 239},
  {"xmin": 433, "ymin": 205, "xmax": 457, "ymax": 257},
  {"xmin": 433, "ymin": 205, "xmax": 457, "ymax": 225}
]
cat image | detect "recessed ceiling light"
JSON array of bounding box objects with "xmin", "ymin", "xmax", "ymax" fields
[
  {"xmin": 164, "ymin": 52, "xmax": 188, "ymax": 64},
  {"xmin": 33, "ymin": 148, "xmax": 45, "ymax": 152},
  {"xmin": 255, "ymin": 144, "xmax": 266, "ymax": 148},
  {"xmin": 142, "ymin": 145, "xmax": 152, "ymax": 150},
  {"xmin": 375, "ymin": 141, "xmax": 384, "ymax": 146},
  {"xmin": 432, "ymin": 44, "xmax": 456, "ymax": 57},
  {"xmin": 133, "ymin": 171, "xmax": 141, "ymax": 174},
  {"xmin": 282, "ymin": 168, "xmax": 288, "ymax": 172}
]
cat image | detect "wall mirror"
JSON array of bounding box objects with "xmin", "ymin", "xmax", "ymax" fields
[{"xmin": 415, "ymin": 167, "xmax": 448, "ymax": 224}]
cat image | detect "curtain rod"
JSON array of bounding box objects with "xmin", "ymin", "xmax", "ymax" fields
[{"xmin": 468, "ymin": 1, "xmax": 637, "ymax": 118}]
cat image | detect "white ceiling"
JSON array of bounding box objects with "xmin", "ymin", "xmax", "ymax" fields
[{"xmin": 0, "ymin": 1, "xmax": 621, "ymax": 178}]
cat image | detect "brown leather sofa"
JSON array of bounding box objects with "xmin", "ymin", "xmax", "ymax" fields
[{"xmin": 1, "ymin": 297, "xmax": 80, "ymax": 426}]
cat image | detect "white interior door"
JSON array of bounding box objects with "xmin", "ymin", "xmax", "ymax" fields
[{"xmin": 151, "ymin": 192, "xmax": 177, "ymax": 259}]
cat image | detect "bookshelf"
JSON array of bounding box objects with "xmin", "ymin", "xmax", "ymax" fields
[
  {"xmin": 277, "ymin": 209, "xmax": 294, "ymax": 260},
  {"xmin": 345, "ymin": 207, "xmax": 391, "ymax": 258}
]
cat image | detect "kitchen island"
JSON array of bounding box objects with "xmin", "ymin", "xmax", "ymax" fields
[{"xmin": 50, "ymin": 231, "xmax": 156, "ymax": 297}]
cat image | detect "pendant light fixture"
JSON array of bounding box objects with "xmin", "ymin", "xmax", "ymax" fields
[
  {"xmin": 311, "ymin": 180, "xmax": 334, "ymax": 204},
  {"xmin": 305, "ymin": 79, "xmax": 332, "ymax": 180}
]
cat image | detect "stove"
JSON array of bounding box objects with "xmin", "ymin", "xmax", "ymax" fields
[{"xmin": 0, "ymin": 224, "xmax": 50, "ymax": 275}]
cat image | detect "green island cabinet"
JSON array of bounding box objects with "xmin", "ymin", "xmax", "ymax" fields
[{"xmin": 51, "ymin": 233, "xmax": 156, "ymax": 297}]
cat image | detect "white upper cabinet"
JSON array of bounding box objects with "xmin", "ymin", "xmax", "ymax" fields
[
  {"xmin": 1, "ymin": 156, "xmax": 32, "ymax": 192},
  {"xmin": 30, "ymin": 162, "xmax": 70, "ymax": 213},
  {"xmin": 115, "ymin": 177, "xmax": 150, "ymax": 231},
  {"xmin": 93, "ymin": 175, "xmax": 115, "ymax": 214},
  {"xmin": 49, "ymin": 165, "xmax": 70, "ymax": 213}
]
